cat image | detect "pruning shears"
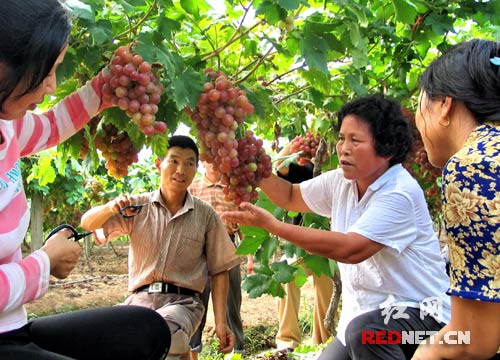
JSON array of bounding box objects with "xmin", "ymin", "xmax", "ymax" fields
[
  {"xmin": 45, "ymin": 224, "xmax": 93, "ymax": 243},
  {"xmin": 118, "ymin": 204, "xmax": 147, "ymax": 218}
]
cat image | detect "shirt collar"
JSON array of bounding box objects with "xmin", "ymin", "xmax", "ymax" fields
[
  {"xmin": 202, "ymin": 175, "xmax": 223, "ymax": 187},
  {"xmin": 151, "ymin": 189, "xmax": 195, "ymax": 213},
  {"xmin": 365, "ymin": 164, "xmax": 403, "ymax": 193}
]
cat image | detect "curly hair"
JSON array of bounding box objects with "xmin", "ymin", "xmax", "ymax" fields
[{"xmin": 337, "ymin": 94, "xmax": 412, "ymax": 166}]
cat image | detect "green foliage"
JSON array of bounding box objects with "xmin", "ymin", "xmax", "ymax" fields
[
  {"xmin": 22, "ymin": 0, "xmax": 500, "ymax": 295},
  {"xmin": 238, "ymin": 191, "xmax": 333, "ymax": 298},
  {"xmin": 39, "ymin": 0, "xmax": 499, "ymax": 167},
  {"xmin": 199, "ymin": 323, "xmax": 279, "ymax": 359},
  {"xmin": 22, "ymin": 150, "xmax": 159, "ymax": 236}
]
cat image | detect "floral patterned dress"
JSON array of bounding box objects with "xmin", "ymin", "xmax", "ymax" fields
[{"xmin": 443, "ymin": 121, "xmax": 500, "ymax": 301}]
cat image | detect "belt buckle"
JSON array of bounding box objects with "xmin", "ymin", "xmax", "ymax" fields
[{"xmin": 148, "ymin": 282, "xmax": 163, "ymax": 293}]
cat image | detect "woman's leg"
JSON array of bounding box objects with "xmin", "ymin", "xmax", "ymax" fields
[
  {"xmin": 29, "ymin": 305, "xmax": 170, "ymax": 360},
  {"xmin": 344, "ymin": 307, "xmax": 444, "ymax": 360},
  {"xmin": 317, "ymin": 337, "xmax": 351, "ymax": 360},
  {"xmin": 0, "ymin": 325, "xmax": 74, "ymax": 359}
]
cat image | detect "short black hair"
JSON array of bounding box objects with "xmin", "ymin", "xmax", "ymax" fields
[
  {"xmin": 0, "ymin": 0, "xmax": 71, "ymax": 109},
  {"xmin": 168, "ymin": 135, "xmax": 199, "ymax": 162},
  {"xmin": 419, "ymin": 39, "xmax": 500, "ymax": 123},
  {"xmin": 337, "ymin": 94, "xmax": 412, "ymax": 166}
]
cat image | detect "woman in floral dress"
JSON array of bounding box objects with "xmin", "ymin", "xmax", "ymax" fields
[{"xmin": 413, "ymin": 39, "xmax": 500, "ymax": 360}]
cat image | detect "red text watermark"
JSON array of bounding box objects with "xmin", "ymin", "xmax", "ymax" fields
[{"xmin": 361, "ymin": 330, "xmax": 470, "ymax": 345}]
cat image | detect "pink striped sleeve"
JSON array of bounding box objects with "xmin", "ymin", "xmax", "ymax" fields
[
  {"xmin": 0, "ymin": 271, "xmax": 10, "ymax": 312},
  {"xmin": 17, "ymin": 72, "xmax": 107, "ymax": 157},
  {"xmin": 0, "ymin": 251, "xmax": 50, "ymax": 313},
  {"xmin": 18, "ymin": 257, "xmax": 42, "ymax": 304}
]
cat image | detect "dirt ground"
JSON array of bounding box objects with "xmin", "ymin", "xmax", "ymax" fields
[{"xmin": 25, "ymin": 244, "xmax": 316, "ymax": 345}]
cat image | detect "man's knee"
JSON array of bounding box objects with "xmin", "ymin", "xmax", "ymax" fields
[{"xmin": 169, "ymin": 330, "xmax": 191, "ymax": 355}]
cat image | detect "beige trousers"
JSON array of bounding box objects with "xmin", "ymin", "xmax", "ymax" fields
[
  {"xmin": 123, "ymin": 292, "xmax": 205, "ymax": 355},
  {"xmin": 275, "ymin": 266, "xmax": 334, "ymax": 350}
]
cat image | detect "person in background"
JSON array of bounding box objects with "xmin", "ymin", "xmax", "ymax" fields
[
  {"xmin": 188, "ymin": 161, "xmax": 247, "ymax": 359},
  {"xmin": 273, "ymin": 145, "xmax": 333, "ymax": 352},
  {"xmin": 81, "ymin": 135, "xmax": 241, "ymax": 360},
  {"xmin": 0, "ymin": 1, "xmax": 171, "ymax": 359},
  {"xmin": 222, "ymin": 94, "xmax": 452, "ymax": 360},
  {"xmin": 412, "ymin": 39, "xmax": 500, "ymax": 360}
]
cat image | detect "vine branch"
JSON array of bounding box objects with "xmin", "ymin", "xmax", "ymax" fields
[
  {"xmin": 115, "ymin": 0, "xmax": 158, "ymax": 40},
  {"xmin": 274, "ymin": 85, "xmax": 312, "ymax": 105}
]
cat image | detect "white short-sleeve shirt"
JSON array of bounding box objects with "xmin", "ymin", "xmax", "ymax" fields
[{"xmin": 300, "ymin": 164, "xmax": 451, "ymax": 344}]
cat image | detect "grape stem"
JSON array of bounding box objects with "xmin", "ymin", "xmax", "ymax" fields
[
  {"xmin": 235, "ymin": 47, "xmax": 273, "ymax": 84},
  {"xmin": 275, "ymin": 85, "xmax": 312, "ymax": 105},
  {"xmin": 264, "ymin": 62, "xmax": 306, "ymax": 87},
  {"xmin": 115, "ymin": 0, "xmax": 159, "ymax": 40},
  {"xmin": 200, "ymin": 19, "xmax": 264, "ymax": 62}
]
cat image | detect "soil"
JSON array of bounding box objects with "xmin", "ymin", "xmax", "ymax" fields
[{"xmin": 25, "ymin": 245, "xmax": 317, "ymax": 357}]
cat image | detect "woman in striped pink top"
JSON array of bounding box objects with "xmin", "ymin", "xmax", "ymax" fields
[{"xmin": 0, "ymin": 1, "xmax": 170, "ymax": 359}]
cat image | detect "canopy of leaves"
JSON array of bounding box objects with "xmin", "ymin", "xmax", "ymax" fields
[{"xmin": 43, "ymin": 0, "xmax": 500, "ymax": 159}]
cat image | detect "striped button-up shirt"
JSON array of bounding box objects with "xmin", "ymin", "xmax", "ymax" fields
[
  {"xmin": 102, "ymin": 190, "xmax": 241, "ymax": 293},
  {"xmin": 189, "ymin": 175, "xmax": 240, "ymax": 236}
]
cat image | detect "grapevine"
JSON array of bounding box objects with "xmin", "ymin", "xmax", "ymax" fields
[
  {"xmin": 102, "ymin": 45, "xmax": 166, "ymax": 136},
  {"xmin": 187, "ymin": 69, "xmax": 272, "ymax": 205}
]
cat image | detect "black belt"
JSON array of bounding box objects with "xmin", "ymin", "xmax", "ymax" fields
[{"xmin": 136, "ymin": 282, "xmax": 199, "ymax": 297}]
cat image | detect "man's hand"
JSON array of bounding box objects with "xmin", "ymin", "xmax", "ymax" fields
[
  {"xmin": 215, "ymin": 323, "xmax": 234, "ymax": 354},
  {"xmin": 41, "ymin": 230, "xmax": 82, "ymax": 279},
  {"xmin": 246, "ymin": 255, "xmax": 255, "ymax": 274},
  {"xmin": 108, "ymin": 194, "xmax": 132, "ymax": 215},
  {"xmin": 90, "ymin": 67, "xmax": 114, "ymax": 112}
]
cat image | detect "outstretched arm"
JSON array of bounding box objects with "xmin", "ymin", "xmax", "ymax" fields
[
  {"xmin": 259, "ymin": 174, "xmax": 310, "ymax": 213},
  {"xmin": 221, "ymin": 202, "xmax": 384, "ymax": 264},
  {"xmin": 81, "ymin": 195, "xmax": 132, "ymax": 232}
]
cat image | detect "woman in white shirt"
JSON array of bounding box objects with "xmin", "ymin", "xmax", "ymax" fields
[{"xmin": 222, "ymin": 94, "xmax": 451, "ymax": 360}]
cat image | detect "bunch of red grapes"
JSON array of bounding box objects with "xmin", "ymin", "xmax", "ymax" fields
[
  {"xmin": 94, "ymin": 123, "xmax": 139, "ymax": 179},
  {"xmin": 290, "ymin": 131, "xmax": 322, "ymax": 165},
  {"xmin": 187, "ymin": 69, "xmax": 272, "ymax": 205},
  {"xmin": 221, "ymin": 130, "xmax": 272, "ymax": 205},
  {"xmin": 102, "ymin": 45, "xmax": 166, "ymax": 136},
  {"xmin": 402, "ymin": 107, "xmax": 442, "ymax": 218}
]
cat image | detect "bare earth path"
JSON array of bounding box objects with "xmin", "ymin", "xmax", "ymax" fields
[{"xmin": 25, "ymin": 245, "xmax": 316, "ymax": 353}]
